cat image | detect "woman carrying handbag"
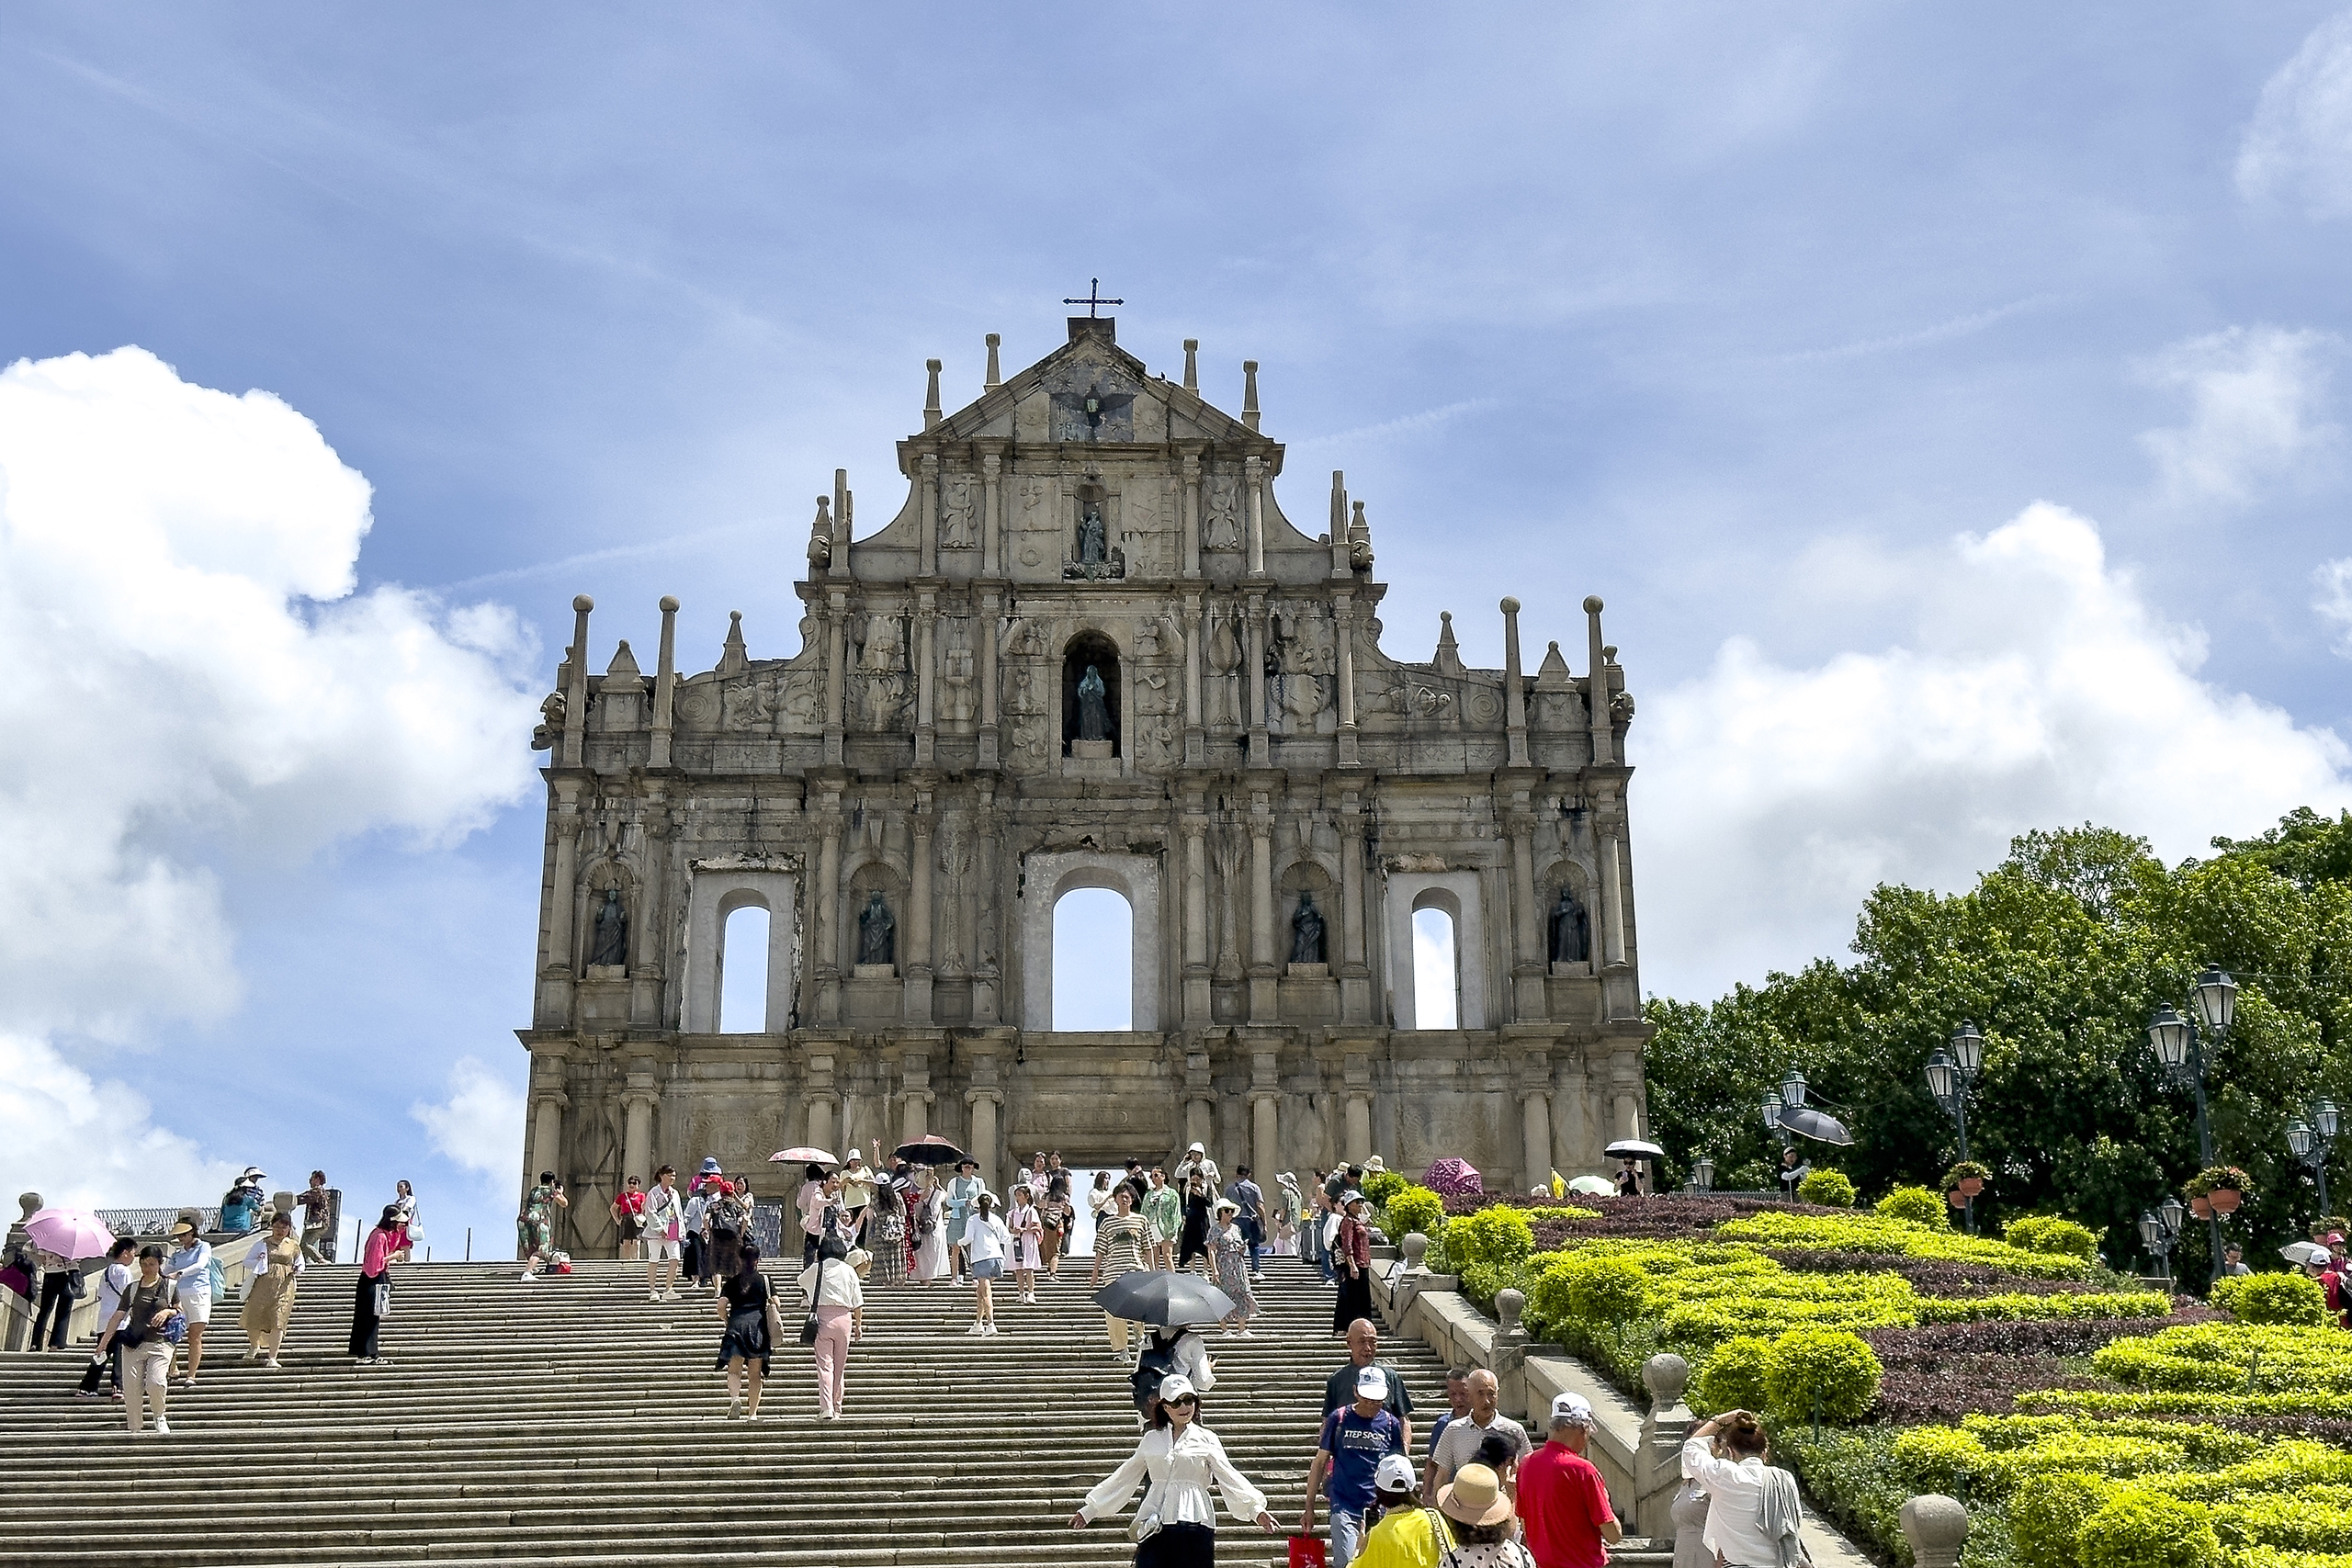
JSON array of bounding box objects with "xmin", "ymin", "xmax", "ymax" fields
[
  {"xmin": 796, "ymin": 1237, "xmax": 866, "ymax": 1420},
  {"xmin": 714, "ymin": 1241, "xmax": 779, "ymax": 1420},
  {"xmin": 1330, "ymin": 1193, "xmax": 1374, "ymax": 1336},
  {"xmin": 1072, "ymin": 1372, "xmax": 1278, "ymax": 1566}
]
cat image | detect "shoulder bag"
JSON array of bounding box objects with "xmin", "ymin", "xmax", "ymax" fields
[{"xmin": 799, "ymin": 1258, "xmax": 825, "ymax": 1345}]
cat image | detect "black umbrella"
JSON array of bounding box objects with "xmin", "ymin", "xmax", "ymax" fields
[
  {"xmin": 1092, "ymin": 1269, "xmax": 1235, "ymax": 1328},
  {"xmin": 1779, "ymin": 1106, "xmax": 1854, "ymax": 1146},
  {"xmin": 893, "ymin": 1136, "xmax": 968, "ymax": 1167}
]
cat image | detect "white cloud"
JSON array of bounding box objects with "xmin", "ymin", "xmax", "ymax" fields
[
  {"xmin": 2137, "ymin": 326, "xmax": 2338, "ymax": 506},
  {"xmin": 0, "ymin": 345, "xmax": 537, "ymax": 1204},
  {"xmin": 0, "ymin": 1032, "xmax": 239, "ymax": 1212},
  {"xmin": 2318, "ymin": 558, "xmax": 2352, "ymax": 657},
  {"xmin": 1638, "ymin": 503, "xmax": 2352, "ymax": 998},
  {"xmin": 2238, "ymin": 11, "xmax": 2352, "ymax": 217},
  {"xmin": 411, "ymin": 1056, "xmax": 526, "ymax": 1181}
]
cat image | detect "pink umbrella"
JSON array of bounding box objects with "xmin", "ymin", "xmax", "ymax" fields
[
  {"xmin": 25, "ymin": 1208, "xmax": 115, "ymax": 1262},
  {"xmin": 771, "ymin": 1147, "xmax": 838, "ymax": 1165}
]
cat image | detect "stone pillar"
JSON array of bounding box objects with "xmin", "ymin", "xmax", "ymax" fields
[
  {"xmin": 1344, "ymin": 1092, "xmax": 1373, "ymax": 1167},
  {"xmin": 1181, "ymin": 449, "xmax": 1203, "ymax": 579},
  {"xmin": 1611, "ymin": 1047, "xmax": 1644, "ymax": 1145},
  {"xmin": 967, "ymin": 1089, "xmax": 1002, "ymax": 1192},
  {"xmin": 1500, "ymin": 595, "xmax": 1529, "ymax": 767},
  {"xmin": 824, "ymin": 590, "xmax": 848, "ymax": 767},
  {"xmin": 1600, "ymin": 829, "xmax": 1628, "ymax": 969},
  {"xmin": 1584, "ymin": 596, "xmax": 1613, "ymax": 767},
  {"xmin": 1251, "ymin": 1089, "xmax": 1281, "ymax": 1181},
  {"xmin": 807, "ymin": 1095, "xmax": 835, "ymax": 1161},
  {"xmin": 1636, "ymin": 1355, "xmax": 1697, "ymax": 1545},
  {"xmin": 560, "ymin": 594, "xmax": 592, "ymax": 769},
  {"xmin": 650, "ymin": 595, "xmax": 679, "ymax": 770},
  {"xmin": 530, "ymin": 1089, "xmax": 568, "ymax": 1188},
  {"xmin": 901, "ymin": 1048, "xmax": 933, "ymax": 1145},
  {"xmin": 621, "ymin": 1068, "xmax": 658, "ymax": 1188},
  {"xmin": 1182, "ymin": 592, "xmax": 1204, "ymax": 766},
  {"xmin": 972, "ymin": 789, "xmax": 1002, "ymax": 1024},
  {"xmin": 1508, "ymin": 807, "xmax": 1545, "ymax": 1022},
  {"xmin": 914, "ymin": 592, "xmax": 937, "ymax": 766},
  {"xmin": 1182, "ymin": 814, "xmax": 1212, "ymax": 1025},
  {"xmin": 1245, "ymin": 454, "xmax": 1265, "ymax": 578},
  {"xmin": 1521, "ymin": 1086, "xmax": 1553, "ymax": 1195},
  {"xmin": 906, "ymin": 807, "xmax": 935, "ymax": 1022},
  {"xmin": 1338, "ymin": 796, "xmax": 1371, "ymax": 1022},
  {"xmin": 918, "ymin": 451, "xmax": 939, "ymax": 579},
  {"xmin": 1901, "ymin": 1497, "xmax": 1970, "ymax": 1568},
  {"xmin": 1335, "ymin": 592, "xmax": 1360, "ymax": 769},
  {"xmin": 978, "ymin": 588, "xmax": 1001, "ymax": 770},
  {"xmin": 1245, "ymin": 592, "xmax": 1269, "ymax": 768},
  {"xmin": 981, "ymin": 448, "xmax": 1002, "ymax": 577},
  {"xmin": 546, "ymin": 784, "xmax": 583, "ymax": 983},
  {"xmin": 1249, "ymin": 794, "xmax": 1278, "ymax": 1021},
  {"xmin": 815, "ymin": 804, "xmax": 843, "ymax": 1024}
]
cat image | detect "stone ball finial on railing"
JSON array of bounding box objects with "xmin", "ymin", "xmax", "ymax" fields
[
  {"xmin": 1643, "ymin": 1352, "xmax": 1690, "ymax": 1410},
  {"xmin": 1401, "ymin": 1232, "xmax": 1430, "ymax": 1270},
  {"xmin": 1496, "ymin": 1288, "xmax": 1526, "ymax": 1336},
  {"xmin": 18, "ymin": 1192, "xmax": 42, "ymax": 1222},
  {"xmin": 1899, "ymin": 1495, "xmax": 1969, "ymax": 1568}
]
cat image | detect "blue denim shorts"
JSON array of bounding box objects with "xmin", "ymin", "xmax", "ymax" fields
[{"xmin": 971, "ymin": 1258, "xmax": 1004, "ymax": 1280}]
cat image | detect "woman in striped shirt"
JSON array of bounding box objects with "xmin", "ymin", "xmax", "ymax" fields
[{"xmin": 1091, "ymin": 1184, "xmax": 1154, "ymax": 1368}]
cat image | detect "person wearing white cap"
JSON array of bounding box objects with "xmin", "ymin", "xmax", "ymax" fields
[
  {"xmin": 1305, "ymin": 1364, "xmax": 1408, "ymax": 1567},
  {"xmin": 1174, "ymin": 1141, "xmax": 1221, "ymax": 1193},
  {"xmin": 1072, "ymin": 1372, "xmax": 1277, "ymax": 1564},
  {"xmin": 1518, "ymin": 1393, "xmax": 1622, "ymax": 1568},
  {"xmin": 1351, "ymin": 1452, "xmax": 1456, "ymax": 1566}
]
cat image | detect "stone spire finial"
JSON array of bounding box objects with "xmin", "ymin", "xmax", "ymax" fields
[
  {"xmin": 1584, "ymin": 595, "xmax": 1613, "ymax": 766},
  {"xmin": 1434, "ymin": 610, "xmax": 1464, "ymax": 676},
  {"xmin": 561, "ymin": 595, "xmax": 594, "ymax": 767},
  {"xmin": 717, "ymin": 610, "xmax": 748, "ymax": 679},
  {"xmin": 808, "ymin": 495, "xmax": 833, "ymax": 572},
  {"xmin": 605, "ymin": 638, "xmax": 644, "ymax": 682},
  {"xmin": 1242, "ymin": 360, "xmax": 1260, "ymax": 431},
  {"xmin": 652, "ymin": 595, "xmax": 679, "ymax": 767},
  {"xmin": 1500, "ymin": 597, "xmax": 1528, "ymax": 766},
  {"xmin": 1348, "ymin": 499, "xmax": 1373, "ymax": 570},
  {"xmin": 923, "ymin": 359, "xmax": 943, "ymax": 430},
  {"xmin": 1182, "ymin": 339, "xmax": 1199, "ymax": 392},
  {"xmin": 984, "ymin": 333, "xmax": 1002, "ymax": 389}
]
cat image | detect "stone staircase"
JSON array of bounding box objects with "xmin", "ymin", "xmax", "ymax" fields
[{"xmin": 0, "ymin": 1255, "xmax": 1672, "ymax": 1566}]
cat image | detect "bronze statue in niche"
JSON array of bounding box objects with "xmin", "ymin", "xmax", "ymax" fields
[
  {"xmin": 588, "ymin": 887, "xmax": 629, "ymax": 968},
  {"xmin": 1290, "ymin": 892, "xmax": 1326, "ymax": 964},
  {"xmin": 1548, "ymin": 886, "xmax": 1590, "ymax": 964},
  {"xmin": 858, "ymin": 892, "xmax": 896, "ymax": 966},
  {"xmin": 1060, "ymin": 632, "xmax": 1121, "ymax": 755}
]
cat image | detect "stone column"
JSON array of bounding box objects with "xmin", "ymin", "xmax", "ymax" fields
[
  {"xmin": 967, "ymin": 1089, "xmax": 1002, "ymax": 1192},
  {"xmin": 530, "ymin": 1089, "xmax": 568, "ymax": 1187},
  {"xmin": 978, "ymin": 588, "xmax": 1001, "ymax": 769},
  {"xmin": 1344, "ymin": 1092, "xmax": 1373, "ymax": 1167},
  {"xmin": 914, "ymin": 592, "xmax": 937, "ymax": 766},
  {"xmin": 1584, "ymin": 596, "xmax": 1613, "ymax": 767},
  {"xmin": 1181, "ymin": 450, "xmax": 1203, "ymax": 579},
  {"xmin": 1245, "ymin": 456, "xmax": 1267, "ymax": 578},
  {"xmin": 972, "ymin": 787, "xmax": 1001, "ymax": 1024},
  {"xmin": 1508, "ymin": 806, "xmax": 1545, "ymax": 1022},
  {"xmin": 546, "ymin": 784, "xmax": 583, "ymax": 982},
  {"xmin": 1249, "ymin": 794, "xmax": 1277, "ymax": 1021},
  {"xmin": 1501, "ymin": 595, "xmax": 1529, "ymax": 767},
  {"xmin": 918, "ymin": 450, "xmax": 939, "ymax": 579},
  {"xmin": 807, "ymin": 1095, "xmax": 835, "ymax": 1160},
  {"xmin": 1335, "ymin": 592, "xmax": 1360, "ymax": 769},
  {"xmin": 1182, "ymin": 592, "xmax": 1204, "ymax": 766},
  {"xmin": 981, "ymin": 449, "xmax": 1002, "ymax": 577},
  {"xmin": 1600, "ymin": 829, "xmax": 1628, "ymax": 968},
  {"xmin": 621, "ymin": 1067, "xmax": 658, "ymax": 1188},
  {"xmin": 560, "ymin": 595, "xmax": 592, "ymax": 769},
  {"xmin": 900, "ymin": 1047, "xmax": 933, "ymax": 1145},
  {"xmin": 1611, "ymin": 1047, "xmax": 1644, "ymax": 1145},
  {"xmin": 815, "ymin": 804, "xmax": 843, "ymax": 1024},
  {"xmin": 1182, "ymin": 814, "xmax": 1211, "ymax": 1025},
  {"xmin": 650, "ymin": 596, "xmax": 679, "ymax": 770},
  {"xmin": 824, "ymin": 590, "xmax": 848, "ymax": 767},
  {"xmin": 1521, "ymin": 1086, "xmax": 1553, "ymax": 1194},
  {"xmin": 1251, "ymin": 1089, "xmax": 1281, "ymax": 1181},
  {"xmin": 1245, "ymin": 592, "xmax": 1269, "ymax": 767},
  {"xmin": 1338, "ymin": 795, "xmax": 1371, "ymax": 1023},
  {"xmin": 906, "ymin": 807, "xmax": 934, "ymax": 1023}
]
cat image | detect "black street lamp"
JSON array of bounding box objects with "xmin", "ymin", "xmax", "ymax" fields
[
  {"xmin": 1763, "ymin": 1089, "xmax": 1786, "ymax": 1147},
  {"xmin": 1690, "ymin": 1156, "xmax": 1715, "ymax": 1193},
  {"xmin": 2289, "ymin": 1096, "xmax": 2339, "ymax": 1219},
  {"xmin": 2147, "ymin": 965, "xmax": 2236, "ymax": 1284},
  {"xmin": 1928, "ymin": 1021, "xmax": 1985, "ymax": 1233},
  {"xmin": 2138, "ymin": 1196, "xmax": 2187, "ymax": 1283}
]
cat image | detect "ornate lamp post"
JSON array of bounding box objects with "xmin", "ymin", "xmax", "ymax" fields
[
  {"xmin": 1928, "ymin": 1021, "xmax": 1985, "ymax": 1234},
  {"xmin": 2138, "ymin": 1196, "xmax": 2186, "ymax": 1283},
  {"xmin": 1690, "ymin": 1156, "xmax": 1715, "ymax": 1193},
  {"xmin": 2147, "ymin": 966, "xmax": 2235, "ymax": 1283},
  {"xmin": 2288, "ymin": 1097, "xmax": 2339, "ymax": 1219},
  {"xmin": 1763, "ymin": 1089, "xmax": 1786, "ymax": 1147}
]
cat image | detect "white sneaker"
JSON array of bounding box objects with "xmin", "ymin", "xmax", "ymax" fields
[
  {"xmin": 965, "ymin": 1322, "xmax": 987, "ymax": 1337},
  {"xmin": 649, "ymin": 1290, "xmax": 661, "ymax": 1303},
  {"xmin": 984, "ymin": 1323, "xmax": 1000, "ymax": 1337},
  {"xmin": 662, "ymin": 1290, "xmax": 679, "ymax": 1303},
  {"xmin": 153, "ymin": 1419, "xmax": 171, "ymax": 1435},
  {"xmin": 518, "ymin": 1272, "xmax": 537, "ymax": 1282}
]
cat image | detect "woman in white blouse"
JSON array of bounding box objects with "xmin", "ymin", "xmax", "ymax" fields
[
  {"xmin": 1072, "ymin": 1373, "xmax": 1277, "ymax": 1566},
  {"xmin": 1680, "ymin": 1409, "xmax": 1806, "ymax": 1568}
]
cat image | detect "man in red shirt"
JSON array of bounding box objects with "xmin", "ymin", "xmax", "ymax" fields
[{"xmin": 1517, "ymin": 1393, "xmax": 1623, "ymax": 1568}]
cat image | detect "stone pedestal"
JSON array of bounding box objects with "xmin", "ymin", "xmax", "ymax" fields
[
  {"xmin": 1900, "ymin": 1495, "xmax": 1969, "ymax": 1568},
  {"xmin": 1636, "ymin": 1353, "xmax": 1695, "ymax": 1546}
]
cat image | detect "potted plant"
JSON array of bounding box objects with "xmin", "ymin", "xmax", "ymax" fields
[
  {"xmin": 1944, "ymin": 1160, "xmax": 1990, "ymax": 1199},
  {"xmin": 2188, "ymin": 1166, "xmax": 2251, "ymax": 1217}
]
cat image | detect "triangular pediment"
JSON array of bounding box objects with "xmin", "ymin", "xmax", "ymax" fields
[{"xmin": 920, "ymin": 322, "xmax": 1267, "ymax": 454}]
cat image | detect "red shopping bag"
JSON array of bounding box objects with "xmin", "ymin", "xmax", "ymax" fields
[{"xmin": 1287, "ymin": 1535, "xmax": 1328, "ymax": 1568}]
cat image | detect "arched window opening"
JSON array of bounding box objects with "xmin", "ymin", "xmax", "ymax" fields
[
  {"xmin": 718, "ymin": 905, "xmax": 771, "ymax": 1032},
  {"xmin": 1053, "ymin": 886, "xmax": 1132, "ymax": 1030},
  {"xmin": 1061, "ymin": 632, "xmax": 1122, "ymax": 756},
  {"xmin": 1412, "ymin": 906, "xmax": 1459, "ymax": 1030}
]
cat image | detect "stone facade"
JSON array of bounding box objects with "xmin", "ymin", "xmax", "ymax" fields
[{"xmin": 517, "ymin": 317, "xmax": 1650, "ymax": 1255}]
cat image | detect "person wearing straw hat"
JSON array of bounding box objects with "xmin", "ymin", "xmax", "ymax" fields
[
  {"xmin": 1208, "ymin": 1199, "xmax": 1258, "ymax": 1337},
  {"xmin": 1432, "ymin": 1463, "xmax": 1534, "ymax": 1566},
  {"xmin": 160, "ymin": 1217, "xmax": 214, "ymax": 1388},
  {"xmin": 239, "ymin": 1213, "xmax": 304, "ymax": 1368},
  {"xmin": 1072, "ymin": 1371, "xmax": 1278, "ymax": 1564}
]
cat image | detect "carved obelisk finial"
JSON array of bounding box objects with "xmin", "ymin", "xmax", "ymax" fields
[
  {"xmin": 923, "ymin": 358, "xmax": 943, "ymax": 430},
  {"xmin": 1585, "ymin": 595, "xmax": 1613, "ymax": 766},
  {"xmin": 1242, "ymin": 360, "xmax": 1260, "ymax": 431},
  {"xmin": 1182, "ymin": 338, "xmax": 1199, "ymax": 392},
  {"xmin": 650, "ymin": 596, "xmax": 679, "ymax": 769},
  {"xmin": 1501, "ymin": 596, "xmax": 1528, "ymax": 767},
  {"xmin": 984, "ymin": 333, "xmax": 1002, "ymax": 389}
]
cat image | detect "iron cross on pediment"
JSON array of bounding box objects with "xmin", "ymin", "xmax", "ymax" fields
[{"xmin": 1063, "ymin": 277, "xmax": 1123, "ymax": 317}]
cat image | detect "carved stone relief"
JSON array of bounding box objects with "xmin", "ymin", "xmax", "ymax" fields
[
  {"xmin": 1203, "ymin": 479, "xmax": 1241, "ymax": 552},
  {"xmin": 941, "ymin": 479, "xmax": 977, "ymax": 548}
]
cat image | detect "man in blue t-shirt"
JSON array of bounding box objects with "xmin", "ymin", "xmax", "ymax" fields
[{"xmin": 1304, "ymin": 1366, "xmax": 1406, "ymax": 1568}]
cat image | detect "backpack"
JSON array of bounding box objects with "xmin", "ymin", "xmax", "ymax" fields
[{"xmin": 1131, "ymin": 1335, "xmax": 1181, "ymax": 1407}]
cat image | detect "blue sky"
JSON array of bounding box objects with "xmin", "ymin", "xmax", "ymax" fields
[{"xmin": 4, "ymin": 5, "xmax": 2350, "ymax": 1250}]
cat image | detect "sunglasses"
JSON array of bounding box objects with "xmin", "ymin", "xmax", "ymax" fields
[{"xmin": 1168, "ymin": 1394, "xmax": 1198, "ymax": 1406}]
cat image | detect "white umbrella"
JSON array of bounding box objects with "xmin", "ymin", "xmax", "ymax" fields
[
  {"xmin": 1604, "ymin": 1139, "xmax": 1667, "ymax": 1160},
  {"xmin": 1566, "ymin": 1175, "xmax": 1617, "ymax": 1196},
  {"xmin": 2281, "ymin": 1241, "xmax": 2331, "ymax": 1267}
]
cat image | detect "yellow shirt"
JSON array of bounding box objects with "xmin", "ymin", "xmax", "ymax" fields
[{"xmin": 1352, "ymin": 1505, "xmax": 1450, "ymax": 1568}]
